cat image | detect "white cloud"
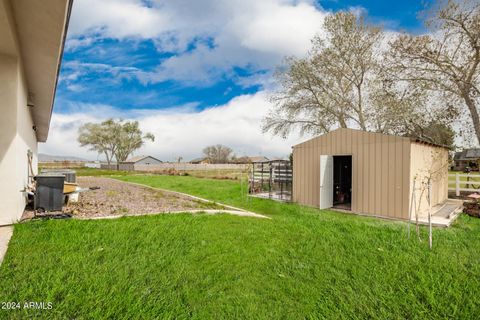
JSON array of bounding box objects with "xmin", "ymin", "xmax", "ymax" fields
[
  {"xmin": 40, "ymin": 91, "xmax": 303, "ymax": 161},
  {"xmin": 68, "ymin": 0, "xmax": 171, "ymax": 39},
  {"xmin": 66, "ymin": 84, "xmax": 85, "ymax": 92},
  {"xmin": 64, "ymin": 36, "xmax": 97, "ymax": 51},
  {"xmin": 67, "ymin": 0, "xmax": 328, "ymax": 85},
  {"xmin": 148, "ymin": 0, "xmax": 326, "ymax": 84},
  {"xmin": 49, "ymin": 0, "xmax": 328, "ymax": 157},
  {"xmin": 236, "ymin": 1, "xmax": 325, "ymax": 56},
  {"xmin": 59, "ymin": 61, "xmax": 141, "ymax": 90}
]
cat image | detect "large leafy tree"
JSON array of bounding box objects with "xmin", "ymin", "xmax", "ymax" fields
[
  {"xmin": 389, "ymin": 0, "xmax": 480, "ymax": 144},
  {"xmin": 263, "ymin": 10, "xmax": 458, "ymax": 147},
  {"xmin": 78, "ymin": 119, "xmax": 120, "ymax": 165},
  {"xmin": 115, "ymin": 121, "xmax": 155, "ymax": 162},
  {"xmin": 263, "ymin": 12, "xmax": 384, "ymax": 137},
  {"xmin": 78, "ymin": 119, "xmax": 154, "ymax": 165},
  {"xmin": 369, "ymin": 70, "xmax": 458, "ymax": 147}
]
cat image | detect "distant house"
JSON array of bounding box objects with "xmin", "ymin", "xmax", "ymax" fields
[
  {"xmin": 189, "ymin": 157, "xmax": 210, "ymax": 164},
  {"xmin": 84, "ymin": 161, "xmax": 101, "ymax": 169},
  {"xmin": 453, "ymin": 149, "xmax": 480, "ymax": 171},
  {"xmin": 119, "ymin": 155, "xmax": 163, "ymax": 171},
  {"xmin": 124, "ymin": 155, "xmax": 163, "ymax": 165}
]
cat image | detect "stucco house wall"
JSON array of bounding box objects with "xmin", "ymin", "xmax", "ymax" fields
[
  {"xmin": 0, "ymin": 0, "xmax": 71, "ymax": 226},
  {"xmin": 0, "ymin": 54, "xmax": 34, "ymax": 225},
  {"xmin": 0, "ymin": 43, "xmax": 39, "ymax": 226}
]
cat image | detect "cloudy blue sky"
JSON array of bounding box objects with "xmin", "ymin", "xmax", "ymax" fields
[{"xmin": 40, "ymin": 0, "xmax": 427, "ymax": 161}]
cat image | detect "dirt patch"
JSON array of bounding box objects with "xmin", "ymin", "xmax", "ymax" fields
[
  {"xmin": 449, "ymin": 191, "xmax": 480, "ymax": 200},
  {"xmin": 23, "ymin": 177, "xmax": 224, "ymax": 219}
]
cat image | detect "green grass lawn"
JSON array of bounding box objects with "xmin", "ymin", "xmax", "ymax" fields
[
  {"xmin": 1, "ymin": 175, "xmax": 479, "ymax": 319},
  {"xmin": 73, "ymin": 167, "xmax": 134, "ymax": 177},
  {"xmin": 73, "ymin": 167, "xmax": 247, "ymax": 180}
]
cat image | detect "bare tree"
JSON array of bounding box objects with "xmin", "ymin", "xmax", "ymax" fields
[
  {"xmin": 202, "ymin": 144, "xmax": 233, "ymax": 164},
  {"xmin": 263, "ymin": 12, "xmax": 383, "ymax": 137},
  {"xmin": 263, "ymin": 10, "xmax": 459, "ymax": 147},
  {"xmin": 389, "ymin": 0, "xmax": 480, "ymax": 144},
  {"xmin": 369, "ymin": 73, "xmax": 457, "ymax": 147}
]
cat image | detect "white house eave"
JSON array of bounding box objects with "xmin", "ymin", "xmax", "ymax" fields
[{"xmin": 9, "ymin": 0, "xmax": 73, "ymax": 142}]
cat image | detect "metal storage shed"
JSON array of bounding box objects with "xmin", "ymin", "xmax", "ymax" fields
[{"xmin": 292, "ymin": 128, "xmax": 452, "ymax": 221}]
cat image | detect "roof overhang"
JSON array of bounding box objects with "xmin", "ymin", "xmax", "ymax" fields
[
  {"xmin": 409, "ymin": 138, "xmax": 450, "ymax": 150},
  {"xmin": 8, "ymin": 0, "xmax": 73, "ymax": 142},
  {"xmin": 0, "ymin": 1, "xmax": 16, "ymax": 56},
  {"xmin": 292, "ymin": 128, "xmax": 451, "ymax": 150}
]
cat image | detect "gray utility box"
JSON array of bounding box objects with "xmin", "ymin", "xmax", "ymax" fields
[
  {"xmin": 34, "ymin": 175, "xmax": 65, "ymax": 212},
  {"xmin": 40, "ymin": 169, "xmax": 76, "ymax": 183}
]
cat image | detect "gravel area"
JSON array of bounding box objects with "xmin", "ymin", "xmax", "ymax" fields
[{"xmin": 23, "ymin": 176, "xmax": 224, "ymax": 219}]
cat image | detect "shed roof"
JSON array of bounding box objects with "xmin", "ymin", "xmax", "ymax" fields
[{"xmin": 293, "ymin": 128, "xmax": 449, "ymax": 149}]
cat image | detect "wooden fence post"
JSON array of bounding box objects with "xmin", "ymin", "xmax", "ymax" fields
[
  {"xmin": 428, "ymin": 179, "xmax": 432, "ymax": 250},
  {"xmin": 456, "ymin": 173, "xmax": 460, "ymax": 196}
]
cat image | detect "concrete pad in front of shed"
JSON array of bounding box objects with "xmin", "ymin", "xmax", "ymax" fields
[{"xmin": 413, "ymin": 199, "xmax": 464, "ymax": 227}]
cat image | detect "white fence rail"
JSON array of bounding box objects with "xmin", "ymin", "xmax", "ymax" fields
[{"xmin": 449, "ymin": 173, "xmax": 480, "ymax": 196}]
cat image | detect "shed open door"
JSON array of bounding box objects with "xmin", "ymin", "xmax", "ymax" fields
[{"xmin": 319, "ymin": 155, "xmax": 333, "ymax": 209}]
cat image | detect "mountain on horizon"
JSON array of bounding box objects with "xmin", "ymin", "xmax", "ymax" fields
[{"xmin": 38, "ymin": 153, "xmax": 89, "ymax": 162}]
